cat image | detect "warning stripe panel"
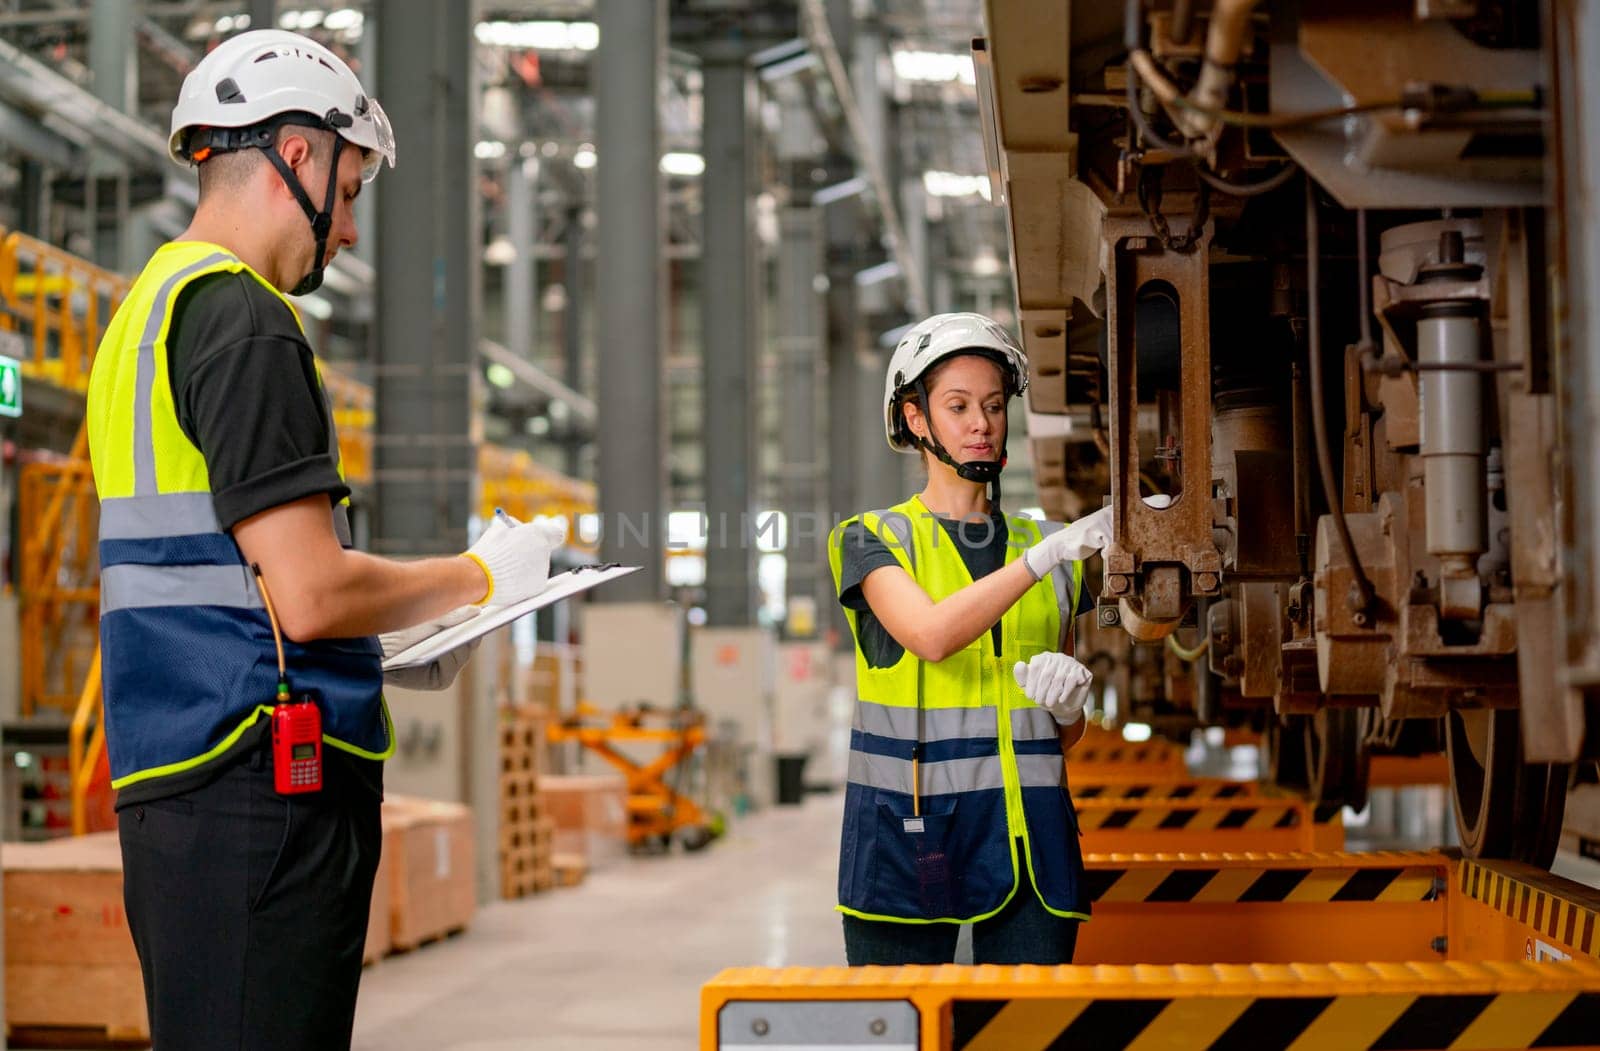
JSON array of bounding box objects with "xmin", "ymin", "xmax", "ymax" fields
[
  {"xmin": 1074, "ymin": 782, "xmax": 1255, "ymax": 800},
  {"xmin": 1075, "ymin": 801, "xmax": 1315, "ymax": 831},
  {"xmin": 1080, "ymin": 864, "xmax": 1439, "ymax": 904},
  {"xmin": 951, "ymin": 993, "xmax": 1600, "ymax": 1050},
  {"xmin": 1458, "ymin": 858, "xmax": 1600, "ymax": 960}
]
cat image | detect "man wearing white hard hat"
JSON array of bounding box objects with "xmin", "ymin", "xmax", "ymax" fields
[{"xmin": 86, "ymin": 30, "xmax": 560, "ymax": 1049}]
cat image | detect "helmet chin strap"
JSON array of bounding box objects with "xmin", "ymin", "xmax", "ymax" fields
[
  {"xmin": 911, "ymin": 379, "xmax": 1007, "ymax": 506},
  {"xmin": 260, "ymin": 134, "xmax": 346, "ymax": 296}
]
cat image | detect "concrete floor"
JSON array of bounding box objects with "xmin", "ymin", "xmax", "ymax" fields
[{"xmin": 352, "ymin": 794, "xmax": 846, "ymax": 1051}]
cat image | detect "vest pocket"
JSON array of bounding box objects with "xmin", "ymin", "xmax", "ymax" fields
[{"xmin": 873, "ymin": 793, "xmax": 959, "ymax": 918}]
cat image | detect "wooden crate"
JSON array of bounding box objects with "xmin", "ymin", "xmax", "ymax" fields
[
  {"xmin": 551, "ymin": 852, "xmax": 588, "ymax": 888},
  {"xmin": 363, "ymin": 827, "xmax": 393, "ymax": 965},
  {"xmin": 4, "ymin": 832, "xmax": 149, "ymax": 1045},
  {"xmin": 538, "ymin": 774, "xmax": 629, "ymax": 871},
  {"xmin": 382, "ymin": 797, "xmax": 476, "ymax": 951}
]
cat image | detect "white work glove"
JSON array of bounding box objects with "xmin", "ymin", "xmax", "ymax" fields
[
  {"xmin": 463, "ymin": 515, "xmax": 566, "ymax": 607},
  {"xmin": 1021, "ymin": 495, "xmax": 1176, "ymax": 582},
  {"xmin": 380, "ymin": 607, "xmax": 480, "ymax": 691},
  {"xmin": 1023, "ymin": 506, "xmax": 1113, "ymax": 581},
  {"xmin": 1012, "ymin": 652, "xmax": 1093, "ymax": 726}
]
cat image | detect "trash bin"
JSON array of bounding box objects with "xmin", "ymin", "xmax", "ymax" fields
[{"xmin": 775, "ymin": 753, "xmax": 808, "ymax": 805}]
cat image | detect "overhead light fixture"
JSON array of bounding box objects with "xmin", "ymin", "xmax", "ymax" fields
[
  {"xmin": 812, "ymin": 175, "xmax": 868, "ymax": 207},
  {"xmin": 475, "ymin": 140, "xmax": 508, "ymax": 161},
  {"xmin": 487, "ymin": 363, "xmax": 516, "ymax": 390},
  {"xmin": 297, "ymin": 293, "xmax": 333, "ymax": 321},
  {"xmin": 892, "ymin": 49, "xmax": 976, "ymax": 86},
  {"xmin": 573, "ymin": 145, "xmax": 597, "ymax": 170},
  {"xmin": 923, "ymin": 170, "xmax": 992, "ymax": 201},
  {"xmin": 323, "ymin": 8, "xmax": 363, "ymax": 32},
  {"xmin": 972, "ymin": 248, "xmax": 1003, "ymax": 277},
  {"xmin": 279, "ymin": 9, "xmax": 325, "ymax": 31},
  {"xmin": 483, "ymin": 236, "xmax": 517, "ymax": 266},
  {"xmin": 878, "ymin": 321, "xmax": 914, "ymax": 349},
  {"xmin": 855, "ymin": 260, "xmax": 901, "ymax": 288},
  {"xmin": 659, "ymin": 152, "xmax": 705, "ymax": 177},
  {"xmin": 753, "ymin": 38, "xmax": 817, "ymax": 82},
  {"xmin": 475, "ymin": 20, "xmax": 600, "ymax": 52}
]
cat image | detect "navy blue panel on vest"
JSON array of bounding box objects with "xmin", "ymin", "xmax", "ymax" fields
[
  {"xmin": 1020, "ymin": 785, "xmax": 1087, "ymax": 914},
  {"xmin": 101, "ymin": 604, "xmax": 385, "ymax": 782},
  {"xmin": 101, "ymin": 533, "xmax": 246, "ymax": 568},
  {"xmin": 838, "ymin": 781, "xmax": 1016, "ymax": 920},
  {"xmin": 849, "ymin": 729, "xmax": 1000, "ymax": 764}
]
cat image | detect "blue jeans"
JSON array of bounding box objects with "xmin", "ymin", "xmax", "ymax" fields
[{"xmin": 841, "ymin": 843, "xmax": 1081, "ymax": 966}]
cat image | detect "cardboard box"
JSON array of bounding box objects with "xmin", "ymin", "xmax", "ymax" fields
[
  {"xmin": 382, "ymin": 796, "xmax": 476, "ymax": 950},
  {"xmin": 363, "ymin": 829, "xmax": 393, "ymax": 965},
  {"xmin": 4, "ymin": 832, "xmax": 148, "ymax": 1041},
  {"xmin": 537, "ymin": 774, "xmax": 628, "ymax": 869}
]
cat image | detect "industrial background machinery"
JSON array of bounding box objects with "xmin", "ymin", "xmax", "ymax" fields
[{"xmin": 979, "ymin": 0, "xmax": 1597, "ymax": 867}]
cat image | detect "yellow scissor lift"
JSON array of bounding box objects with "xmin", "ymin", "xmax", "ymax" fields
[{"xmin": 701, "ymin": 725, "xmax": 1600, "ymax": 1049}]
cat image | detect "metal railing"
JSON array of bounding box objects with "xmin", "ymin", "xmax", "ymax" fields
[{"xmin": 0, "ymin": 230, "xmax": 129, "ymax": 392}]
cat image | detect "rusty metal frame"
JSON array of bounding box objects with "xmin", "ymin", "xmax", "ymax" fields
[{"xmin": 1102, "ymin": 216, "xmax": 1221, "ymax": 629}]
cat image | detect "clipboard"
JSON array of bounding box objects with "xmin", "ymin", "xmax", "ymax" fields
[{"xmin": 381, "ymin": 564, "xmax": 640, "ymax": 670}]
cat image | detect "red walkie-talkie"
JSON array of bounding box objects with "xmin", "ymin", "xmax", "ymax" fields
[
  {"xmin": 253, "ymin": 564, "xmax": 324, "ymax": 795},
  {"xmin": 271, "ymin": 688, "xmax": 324, "ymax": 794}
]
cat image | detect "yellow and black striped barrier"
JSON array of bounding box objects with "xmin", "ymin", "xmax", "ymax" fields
[
  {"xmin": 1076, "ymin": 851, "xmax": 1448, "ymax": 964},
  {"xmin": 1453, "ymin": 856, "xmax": 1600, "ymax": 963},
  {"xmin": 1072, "ymin": 779, "xmax": 1258, "ymax": 800},
  {"xmin": 1075, "ymin": 796, "xmax": 1344, "ymax": 854},
  {"xmin": 1067, "ymin": 739, "xmax": 1188, "ymax": 783},
  {"xmin": 702, "ymin": 961, "xmax": 1600, "ymax": 1050}
]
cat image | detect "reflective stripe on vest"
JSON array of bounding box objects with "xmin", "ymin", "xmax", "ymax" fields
[
  {"xmin": 828, "ymin": 495, "xmax": 1090, "ymax": 924},
  {"xmin": 88, "ymin": 241, "xmax": 392, "ymax": 789}
]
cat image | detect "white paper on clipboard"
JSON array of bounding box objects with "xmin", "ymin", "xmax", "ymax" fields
[{"xmin": 381, "ymin": 564, "xmax": 640, "ymax": 671}]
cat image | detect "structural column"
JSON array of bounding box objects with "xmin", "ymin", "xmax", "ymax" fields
[
  {"xmin": 595, "ymin": 0, "xmax": 667, "ymax": 601},
  {"xmin": 822, "ymin": 0, "xmax": 863, "ymax": 649},
  {"xmin": 776, "ymin": 91, "xmax": 827, "ymax": 636},
  {"xmin": 700, "ymin": 41, "xmax": 760, "ymax": 627},
  {"xmin": 848, "ymin": 15, "xmax": 904, "ymax": 512},
  {"xmin": 373, "ymin": 1, "xmax": 486, "ymax": 902},
  {"xmin": 88, "ymin": 0, "xmax": 133, "ymax": 271},
  {"xmin": 372, "ymin": 0, "xmax": 477, "ymax": 557}
]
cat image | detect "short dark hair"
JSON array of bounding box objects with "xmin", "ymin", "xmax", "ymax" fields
[{"xmin": 196, "ymin": 122, "xmax": 336, "ymax": 201}]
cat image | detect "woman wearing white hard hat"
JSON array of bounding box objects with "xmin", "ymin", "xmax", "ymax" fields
[{"xmin": 827, "ymin": 312, "xmax": 1114, "ymax": 965}]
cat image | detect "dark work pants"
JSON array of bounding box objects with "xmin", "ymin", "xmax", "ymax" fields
[
  {"xmin": 118, "ymin": 741, "xmax": 382, "ymax": 1051},
  {"xmin": 841, "ymin": 843, "xmax": 1081, "ymax": 966}
]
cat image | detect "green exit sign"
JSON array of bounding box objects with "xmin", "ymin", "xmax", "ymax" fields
[{"xmin": 0, "ymin": 352, "xmax": 19, "ymax": 419}]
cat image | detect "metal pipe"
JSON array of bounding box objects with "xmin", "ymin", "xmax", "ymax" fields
[
  {"xmin": 800, "ymin": 0, "xmax": 926, "ymax": 313},
  {"xmin": 1306, "ymin": 179, "xmax": 1376, "ymax": 615},
  {"xmin": 1420, "ymin": 303, "xmax": 1487, "ymax": 610},
  {"xmin": 1170, "ymin": 0, "xmax": 1196, "ymax": 45},
  {"xmin": 1181, "ymin": 0, "xmax": 1263, "ymax": 139}
]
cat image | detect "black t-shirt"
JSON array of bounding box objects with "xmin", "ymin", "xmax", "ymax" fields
[
  {"xmin": 166, "ymin": 270, "xmax": 350, "ymax": 529},
  {"xmin": 115, "ymin": 268, "xmax": 378, "ymax": 808},
  {"xmin": 835, "ymin": 510, "xmax": 1093, "ymax": 669}
]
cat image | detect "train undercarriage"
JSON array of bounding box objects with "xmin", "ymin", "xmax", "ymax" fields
[{"xmin": 982, "ymin": 0, "xmax": 1600, "ymax": 867}]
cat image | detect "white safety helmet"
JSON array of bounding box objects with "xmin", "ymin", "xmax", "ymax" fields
[
  {"xmin": 169, "ymin": 29, "xmax": 395, "ymax": 182},
  {"xmin": 883, "ymin": 312, "xmax": 1029, "ymax": 453}
]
